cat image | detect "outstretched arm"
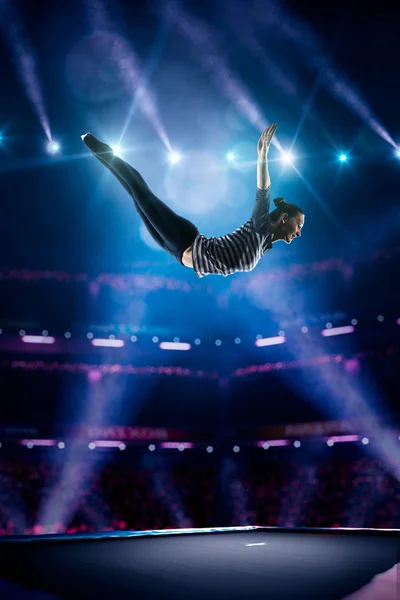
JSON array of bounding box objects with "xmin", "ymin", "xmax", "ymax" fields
[{"xmin": 257, "ymin": 123, "xmax": 278, "ymax": 190}]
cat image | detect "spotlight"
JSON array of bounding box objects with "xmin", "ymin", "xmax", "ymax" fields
[
  {"xmin": 281, "ymin": 151, "xmax": 294, "ymax": 164},
  {"xmin": 168, "ymin": 150, "xmax": 181, "ymax": 165},
  {"xmin": 227, "ymin": 152, "xmax": 235, "ymax": 162},
  {"xmin": 47, "ymin": 140, "xmax": 60, "ymax": 154},
  {"xmin": 339, "ymin": 154, "xmax": 347, "ymax": 162}
]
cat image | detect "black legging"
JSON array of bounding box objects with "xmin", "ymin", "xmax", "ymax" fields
[{"xmin": 83, "ymin": 134, "xmax": 199, "ymax": 264}]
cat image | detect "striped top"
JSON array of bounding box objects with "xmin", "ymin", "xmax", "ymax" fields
[{"xmin": 192, "ymin": 188, "xmax": 273, "ymax": 278}]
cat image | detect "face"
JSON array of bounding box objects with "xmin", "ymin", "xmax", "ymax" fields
[{"xmin": 280, "ymin": 212, "xmax": 305, "ymax": 244}]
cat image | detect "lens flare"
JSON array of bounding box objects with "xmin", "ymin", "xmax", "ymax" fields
[
  {"xmin": 47, "ymin": 141, "xmax": 60, "ymax": 154},
  {"xmin": 281, "ymin": 151, "xmax": 294, "ymax": 164},
  {"xmin": 168, "ymin": 151, "xmax": 182, "ymax": 165},
  {"xmin": 112, "ymin": 145, "xmax": 122, "ymax": 157}
]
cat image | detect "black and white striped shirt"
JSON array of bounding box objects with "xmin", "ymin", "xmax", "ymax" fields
[{"xmin": 192, "ymin": 187, "xmax": 273, "ymax": 278}]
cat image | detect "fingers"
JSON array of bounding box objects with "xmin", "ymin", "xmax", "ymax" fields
[
  {"xmin": 261, "ymin": 124, "xmax": 277, "ymax": 145},
  {"xmin": 264, "ymin": 123, "xmax": 278, "ymax": 139},
  {"xmin": 257, "ymin": 123, "xmax": 278, "ymax": 154}
]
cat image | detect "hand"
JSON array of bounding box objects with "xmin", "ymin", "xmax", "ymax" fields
[{"xmin": 257, "ymin": 123, "xmax": 278, "ymax": 158}]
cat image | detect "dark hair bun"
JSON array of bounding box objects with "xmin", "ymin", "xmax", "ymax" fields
[{"xmin": 273, "ymin": 197, "xmax": 285, "ymax": 207}]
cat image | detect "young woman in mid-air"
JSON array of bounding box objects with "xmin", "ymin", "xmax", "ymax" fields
[{"xmin": 81, "ymin": 123, "xmax": 304, "ymax": 278}]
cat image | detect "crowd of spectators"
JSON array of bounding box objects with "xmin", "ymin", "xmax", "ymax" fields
[
  {"xmin": 0, "ymin": 451, "xmax": 398, "ymax": 536},
  {"xmin": 1, "ymin": 349, "xmax": 399, "ymax": 428}
]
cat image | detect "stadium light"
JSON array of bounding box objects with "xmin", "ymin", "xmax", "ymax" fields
[
  {"xmin": 20, "ymin": 439, "xmax": 57, "ymax": 447},
  {"xmin": 160, "ymin": 442, "xmax": 194, "ymax": 449},
  {"xmin": 159, "ymin": 341, "xmax": 191, "ymax": 351},
  {"xmin": 47, "ymin": 140, "xmax": 60, "ymax": 154},
  {"xmin": 257, "ymin": 439, "xmax": 291, "ymax": 448},
  {"xmin": 321, "ymin": 325, "xmax": 355, "ymax": 337},
  {"xmin": 255, "ymin": 335, "xmax": 286, "ymax": 347},
  {"xmin": 91, "ymin": 338, "xmax": 124, "ymax": 348},
  {"xmin": 22, "ymin": 335, "xmax": 55, "ymax": 344},
  {"xmin": 92, "ymin": 441, "xmax": 124, "ymax": 448},
  {"xmin": 325, "ymin": 435, "xmax": 360, "ymax": 444}
]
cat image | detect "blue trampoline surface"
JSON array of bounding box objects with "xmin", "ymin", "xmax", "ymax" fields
[{"xmin": 0, "ymin": 526, "xmax": 398, "ymax": 600}]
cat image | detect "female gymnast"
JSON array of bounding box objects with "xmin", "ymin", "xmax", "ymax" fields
[{"xmin": 81, "ymin": 123, "xmax": 304, "ymax": 278}]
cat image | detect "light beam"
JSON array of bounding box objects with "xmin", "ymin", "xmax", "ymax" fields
[{"xmin": 0, "ymin": 0, "xmax": 52, "ymax": 143}]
